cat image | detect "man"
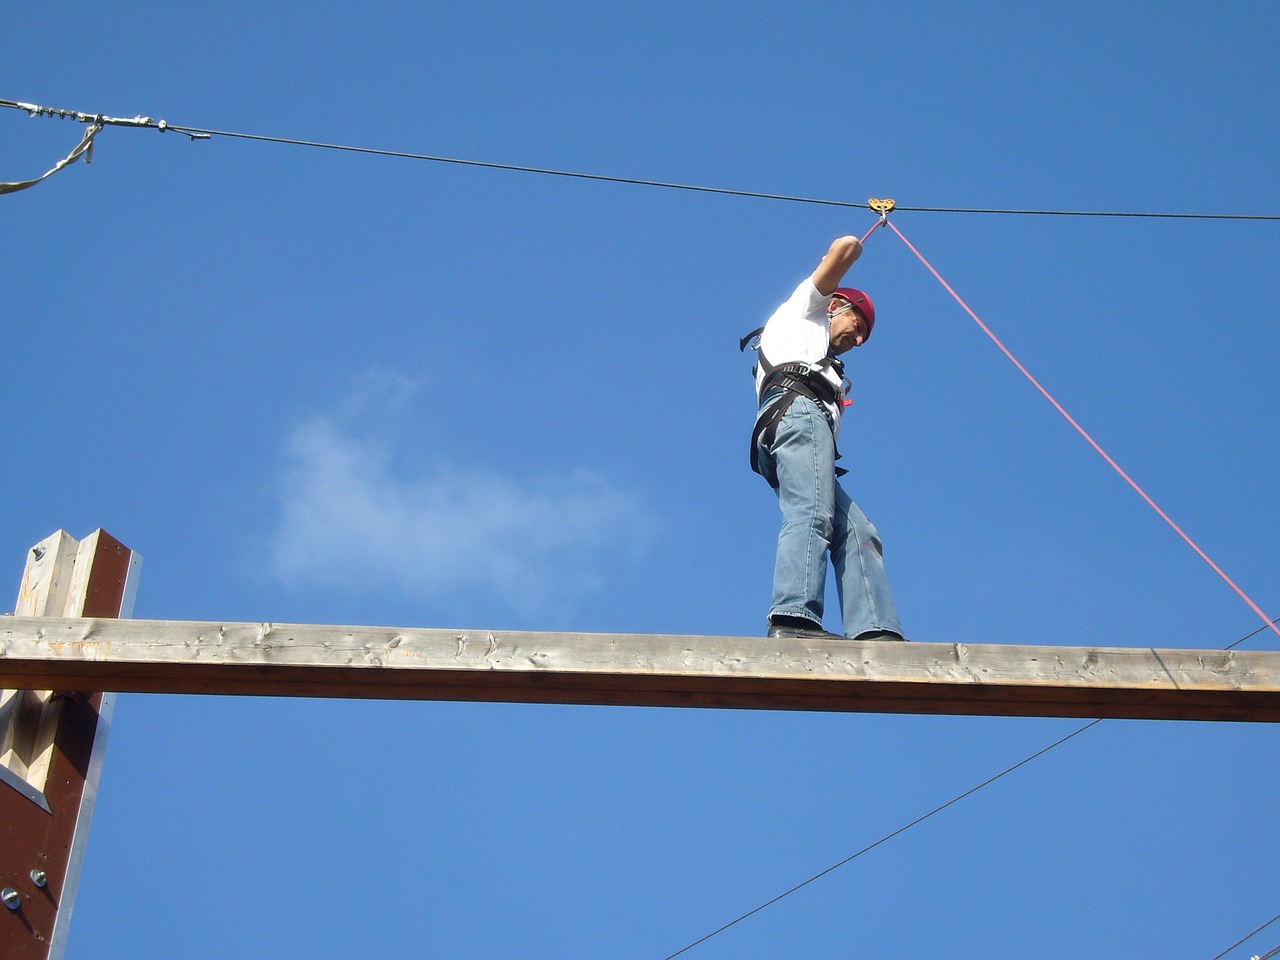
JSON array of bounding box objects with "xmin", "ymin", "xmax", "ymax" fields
[{"xmin": 750, "ymin": 235, "xmax": 905, "ymax": 642}]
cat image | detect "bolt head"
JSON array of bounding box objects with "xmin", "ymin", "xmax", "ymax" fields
[
  {"xmin": 30, "ymin": 869, "xmax": 47, "ymax": 888},
  {"xmin": 1, "ymin": 888, "xmax": 20, "ymax": 911}
]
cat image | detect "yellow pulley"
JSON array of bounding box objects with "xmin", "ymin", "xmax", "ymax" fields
[{"xmin": 868, "ymin": 197, "xmax": 896, "ymax": 223}]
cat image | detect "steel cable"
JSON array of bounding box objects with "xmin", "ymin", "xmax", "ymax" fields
[{"xmin": 4, "ymin": 98, "xmax": 1280, "ymax": 220}]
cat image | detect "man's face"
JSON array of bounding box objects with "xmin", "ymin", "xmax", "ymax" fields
[{"xmin": 828, "ymin": 298, "xmax": 869, "ymax": 354}]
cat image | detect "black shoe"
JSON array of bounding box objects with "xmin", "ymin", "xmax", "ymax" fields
[
  {"xmin": 852, "ymin": 630, "xmax": 908, "ymax": 642},
  {"xmin": 766, "ymin": 622, "xmax": 848, "ymax": 641}
]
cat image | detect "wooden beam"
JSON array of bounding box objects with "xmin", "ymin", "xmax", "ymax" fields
[{"xmin": 0, "ymin": 618, "xmax": 1276, "ymax": 722}]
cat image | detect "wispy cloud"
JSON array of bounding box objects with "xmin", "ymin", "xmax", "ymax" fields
[{"xmin": 269, "ymin": 371, "xmax": 649, "ymax": 616}]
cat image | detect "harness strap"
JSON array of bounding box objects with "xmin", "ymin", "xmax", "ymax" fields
[
  {"xmin": 759, "ymin": 361, "xmax": 841, "ymax": 407},
  {"xmin": 751, "ymin": 379, "xmax": 848, "ymax": 485},
  {"xmin": 746, "ymin": 344, "xmax": 849, "ymax": 486}
]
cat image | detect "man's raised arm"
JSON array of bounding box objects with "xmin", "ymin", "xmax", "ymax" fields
[{"xmin": 810, "ymin": 235, "xmax": 862, "ymax": 296}]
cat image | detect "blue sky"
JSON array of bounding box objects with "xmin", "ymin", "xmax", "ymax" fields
[{"xmin": 3, "ymin": 2, "xmax": 1278, "ymax": 957}]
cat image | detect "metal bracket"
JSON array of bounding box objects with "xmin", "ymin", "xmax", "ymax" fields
[{"xmin": 868, "ymin": 197, "xmax": 896, "ymax": 224}]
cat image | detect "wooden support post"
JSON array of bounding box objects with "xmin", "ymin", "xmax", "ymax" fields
[{"xmin": 0, "ymin": 531, "xmax": 140, "ymax": 960}]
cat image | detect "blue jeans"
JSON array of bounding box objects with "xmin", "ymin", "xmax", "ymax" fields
[{"xmin": 755, "ymin": 392, "xmax": 903, "ymax": 638}]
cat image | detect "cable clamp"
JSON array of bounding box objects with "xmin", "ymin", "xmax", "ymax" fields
[{"xmin": 868, "ymin": 197, "xmax": 896, "ymax": 224}]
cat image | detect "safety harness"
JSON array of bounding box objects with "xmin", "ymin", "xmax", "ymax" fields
[{"xmin": 740, "ymin": 326, "xmax": 850, "ymax": 485}]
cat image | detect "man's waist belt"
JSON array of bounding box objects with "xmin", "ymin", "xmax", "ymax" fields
[{"xmin": 759, "ymin": 363, "xmax": 840, "ymax": 407}]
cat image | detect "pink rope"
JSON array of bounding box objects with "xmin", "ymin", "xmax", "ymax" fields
[{"xmin": 879, "ymin": 217, "xmax": 1280, "ymax": 642}]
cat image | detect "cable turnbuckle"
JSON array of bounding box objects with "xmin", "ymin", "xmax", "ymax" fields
[{"xmin": 868, "ymin": 197, "xmax": 896, "ymax": 224}]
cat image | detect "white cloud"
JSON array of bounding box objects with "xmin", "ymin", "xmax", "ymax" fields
[{"xmin": 268, "ymin": 373, "xmax": 649, "ymax": 616}]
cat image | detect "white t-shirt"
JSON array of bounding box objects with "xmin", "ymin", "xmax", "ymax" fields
[{"xmin": 754, "ymin": 278, "xmax": 846, "ymax": 434}]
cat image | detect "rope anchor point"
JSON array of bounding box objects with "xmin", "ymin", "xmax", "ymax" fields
[{"xmin": 868, "ymin": 197, "xmax": 896, "ymax": 224}]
